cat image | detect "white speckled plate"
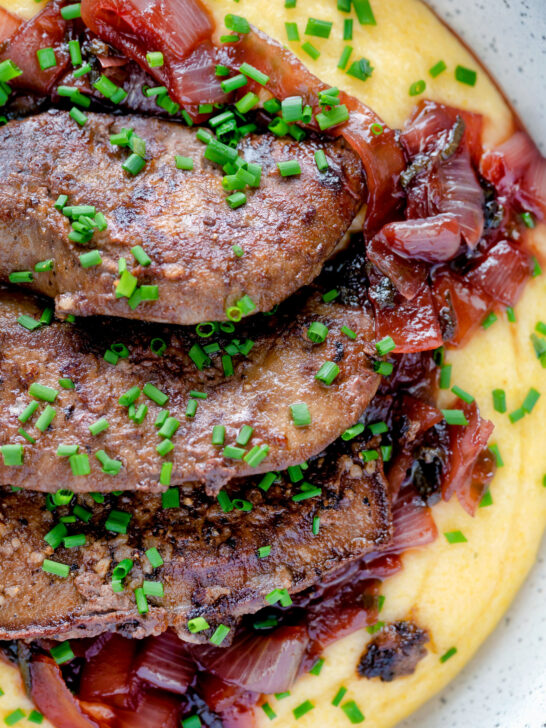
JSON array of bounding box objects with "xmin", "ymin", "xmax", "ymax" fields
[{"xmin": 401, "ymin": 3, "xmax": 546, "ymax": 727}]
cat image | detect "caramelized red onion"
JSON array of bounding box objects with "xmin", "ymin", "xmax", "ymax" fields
[
  {"xmin": 441, "ymin": 400, "xmax": 494, "ymax": 515},
  {"xmin": 370, "ymin": 278, "xmax": 443, "ymax": 353},
  {"xmin": 431, "ymin": 267, "xmax": 491, "ymax": 347},
  {"xmin": 78, "ymin": 633, "xmax": 138, "ymax": 709},
  {"xmin": 29, "ymin": 656, "xmax": 108, "ymax": 728},
  {"xmin": 192, "ymin": 625, "xmax": 308, "ymax": 694},
  {"xmin": 481, "ymin": 130, "xmax": 546, "ymax": 219},
  {"xmin": 134, "ymin": 630, "xmax": 196, "ymax": 695},
  {"xmin": 0, "ymin": 1, "xmax": 69, "ymax": 94},
  {"xmin": 367, "ymin": 235, "xmax": 428, "ymax": 300},
  {"xmin": 378, "ymin": 214, "xmax": 462, "ymax": 263},
  {"xmin": 115, "ymin": 690, "xmax": 182, "ymax": 728},
  {"xmin": 467, "ymin": 239, "xmax": 532, "ymax": 305},
  {"xmin": 388, "ymin": 486, "xmax": 438, "ymax": 553},
  {"xmin": 80, "ymin": 0, "xmax": 225, "ymax": 105}
]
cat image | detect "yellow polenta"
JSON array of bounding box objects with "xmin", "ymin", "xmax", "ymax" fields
[{"xmin": 0, "ymin": 1, "xmax": 544, "ymax": 726}]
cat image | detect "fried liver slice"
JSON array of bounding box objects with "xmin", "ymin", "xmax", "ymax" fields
[
  {"xmin": 0, "ymin": 264, "xmax": 379, "ymax": 492},
  {"xmin": 0, "ymin": 110, "xmax": 365, "ymax": 324},
  {"xmin": 0, "ymin": 436, "xmax": 392, "ymax": 642}
]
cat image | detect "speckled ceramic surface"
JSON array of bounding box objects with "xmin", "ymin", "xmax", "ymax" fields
[{"xmin": 401, "ymin": 5, "xmax": 546, "ymax": 727}]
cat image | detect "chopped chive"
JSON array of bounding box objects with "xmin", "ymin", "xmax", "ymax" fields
[
  {"xmin": 160, "ymin": 463, "xmax": 174, "ymax": 487},
  {"xmin": 134, "ymin": 587, "xmax": 148, "ymax": 614},
  {"xmin": 369, "ymin": 421, "xmax": 388, "ymax": 435},
  {"xmin": 301, "ymin": 42, "xmax": 320, "ymax": 60},
  {"xmin": 174, "ymin": 155, "xmax": 193, "ymax": 171},
  {"xmin": 451, "ymin": 385, "xmax": 474, "ymax": 404},
  {"xmin": 309, "ymin": 657, "xmax": 325, "ymax": 675},
  {"xmin": 341, "ymin": 700, "xmax": 365, "ymax": 724},
  {"xmin": 265, "ymin": 588, "xmax": 292, "ymax": 606},
  {"xmin": 131, "ymin": 245, "xmax": 151, "ymax": 267},
  {"xmin": 261, "ymin": 703, "xmax": 276, "ymax": 721},
  {"xmin": 489, "ymin": 442, "xmax": 504, "ymax": 467},
  {"xmin": 42, "ymin": 559, "xmax": 70, "ymax": 578},
  {"xmin": 225, "ymin": 13, "xmax": 250, "ymax": 33},
  {"xmin": 429, "ymin": 59, "xmax": 447, "ymax": 77},
  {"xmin": 479, "ymin": 489, "xmax": 493, "ymax": 507},
  {"xmin": 63, "ymin": 534, "xmax": 86, "ymax": 548},
  {"xmin": 285, "ymin": 22, "xmax": 300, "ymax": 41},
  {"xmin": 69, "ymin": 107, "xmax": 87, "ymax": 125},
  {"xmin": 56, "ymin": 444, "xmax": 78, "ymax": 458},
  {"xmin": 44, "ymin": 523, "xmax": 68, "ymax": 549},
  {"xmin": 439, "ymin": 364, "xmax": 452, "ymax": 389},
  {"xmin": 258, "ymin": 472, "xmax": 277, "ymax": 492},
  {"xmin": 374, "ymin": 360, "xmax": 393, "ymax": 376},
  {"xmin": 158, "ymin": 416, "xmax": 180, "ymax": 439},
  {"xmin": 293, "ymin": 700, "xmax": 314, "ymax": 720},
  {"xmin": 316, "ymin": 105, "xmax": 350, "ymax": 130},
  {"xmin": 380, "ymin": 445, "xmax": 392, "ymax": 462},
  {"xmin": 492, "ymin": 388, "xmax": 506, "ymax": 413},
  {"xmin": 482, "ymin": 312, "xmax": 498, "ymax": 329},
  {"xmin": 95, "ymin": 450, "xmax": 122, "ymax": 475},
  {"xmin": 440, "ymin": 646, "xmax": 457, "ymax": 663},
  {"xmin": 37, "ymin": 47, "xmax": 57, "ymax": 70},
  {"xmin": 9, "ymin": 271, "xmax": 33, "ymax": 283},
  {"xmin": 28, "ymin": 711, "xmax": 44, "ymax": 724},
  {"xmin": 17, "ymin": 315, "xmax": 40, "ymax": 331},
  {"xmin": 89, "ymin": 417, "xmax": 109, "ymax": 436},
  {"xmin": 226, "ymin": 191, "xmax": 246, "ymax": 209},
  {"xmin": 322, "ymin": 288, "xmax": 339, "ymax": 303},
  {"xmin": 522, "ymin": 387, "xmax": 540, "ymax": 413},
  {"xmin": 343, "ymin": 18, "xmax": 353, "ymax": 40},
  {"xmin": 332, "ymin": 686, "xmax": 347, "ymax": 706},
  {"xmin": 312, "ymin": 515, "xmax": 320, "ymax": 535},
  {"xmin": 353, "ymin": 0, "xmax": 376, "ymax": 24},
  {"xmin": 532, "ymin": 256, "xmax": 542, "ymax": 277},
  {"xmin": 146, "ymin": 51, "xmax": 164, "ymax": 68},
  {"xmin": 186, "ymin": 616, "xmax": 210, "ymax": 635},
  {"xmin": 29, "ymin": 382, "xmax": 58, "ymax": 402},
  {"xmin": 105, "ymin": 509, "xmax": 132, "ymax": 533},
  {"xmin": 73, "ymin": 504, "xmax": 92, "ymax": 522},
  {"xmin": 35, "ymin": 259, "xmax": 54, "ymax": 272},
  {"xmin": 4, "ymin": 710, "xmax": 26, "ymax": 725},
  {"xmin": 409, "ymin": 79, "xmax": 426, "ymax": 96},
  {"xmin": 143, "ymin": 580, "xmax": 164, "ymax": 598},
  {"xmin": 220, "ymin": 74, "xmax": 247, "ymax": 93},
  {"xmin": 455, "ymin": 65, "xmax": 477, "ymax": 86},
  {"xmin": 68, "ymin": 39, "xmax": 82, "ymax": 66},
  {"xmin": 223, "ymin": 445, "xmax": 246, "ymax": 460},
  {"xmin": 210, "ymin": 624, "xmax": 230, "ymax": 645},
  {"xmin": 35, "ymin": 405, "xmax": 56, "ymax": 432},
  {"xmin": 258, "ymin": 545, "xmax": 271, "ymax": 558},
  {"xmin": 236, "ymin": 424, "xmax": 254, "ymax": 446},
  {"xmin": 337, "ymin": 46, "xmax": 353, "ymax": 71},
  {"xmin": 79, "ymin": 250, "xmax": 102, "ymax": 268},
  {"xmin": 360, "ymin": 449, "xmax": 378, "ymax": 462},
  {"xmin": 305, "ymin": 18, "xmax": 332, "ymax": 38},
  {"xmin": 444, "ymin": 530, "xmax": 467, "ymax": 544},
  {"xmin": 441, "ymin": 409, "xmax": 469, "ymax": 426},
  {"xmin": 342, "ymin": 423, "xmax": 365, "ymax": 440},
  {"xmin": 73, "ymin": 63, "xmax": 91, "ymax": 78},
  {"xmin": 509, "ymin": 406, "xmax": 525, "ymax": 423},
  {"xmin": 60, "ymin": 3, "xmax": 81, "ymax": 20},
  {"xmin": 277, "ymin": 159, "xmax": 301, "ymax": 177},
  {"xmin": 376, "ymin": 336, "xmax": 395, "ymax": 356},
  {"xmin": 122, "ymin": 153, "xmax": 145, "ymax": 176},
  {"xmin": 290, "ymin": 402, "xmax": 311, "ymax": 427},
  {"xmin": 315, "ymin": 361, "xmax": 339, "ymax": 385},
  {"xmin": 239, "ymin": 61, "xmax": 269, "ymax": 85},
  {"xmin": 143, "ymin": 382, "xmax": 169, "ymax": 406}
]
